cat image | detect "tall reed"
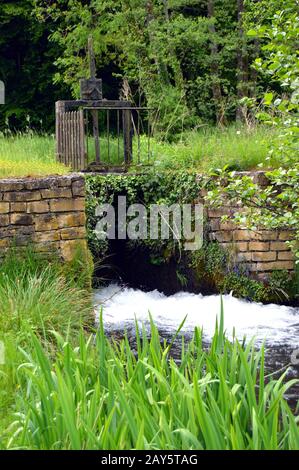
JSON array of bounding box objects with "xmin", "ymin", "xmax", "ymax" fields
[{"xmin": 7, "ymin": 311, "xmax": 299, "ymax": 450}]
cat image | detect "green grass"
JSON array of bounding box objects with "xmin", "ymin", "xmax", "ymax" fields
[
  {"xmin": 0, "ymin": 125, "xmax": 283, "ymax": 178},
  {"xmin": 3, "ymin": 313, "xmax": 298, "ymax": 450},
  {"xmin": 148, "ymin": 125, "xmax": 282, "ymax": 172},
  {"xmin": 0, "ymin": 248, "xmax": 92, "ymax": 439},
  {"xmin": 0, "ymin": 248, "xmax": 298, "ymax": 450},
  {"xmin": 86, "ymin": 125, "xmax": 282, "ymax": 172},
  {"xmin": 0, "ymin": 133, "xmax": 69, "ymax": 178}
]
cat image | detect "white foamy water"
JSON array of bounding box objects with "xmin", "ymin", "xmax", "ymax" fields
[{"xmin": 94, "ymin": 284, "xmax": 299, "ymax": 347}]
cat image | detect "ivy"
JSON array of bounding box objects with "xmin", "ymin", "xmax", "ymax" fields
[{"xmin": 85, "ymin": 169, "xmax": 200, "ymax": 258}]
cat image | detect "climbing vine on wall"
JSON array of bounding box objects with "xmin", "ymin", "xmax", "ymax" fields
[{"xmin": 85, "ymin": 170, "xmax": 200, "ymax": 259}]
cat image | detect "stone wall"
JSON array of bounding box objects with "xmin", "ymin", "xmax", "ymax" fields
[
  {"xmin": 203, "ymin": 172, "xmax": 295, "ymax": 279},
  {"xmin": 0, "ymin": 170, "xmax": 296, "ymax": 278},
  {"xmin": 207, "ymin": 209, "xmax": 295, "ymax": 280},
  {"xmin": 0, "ymin": 174, "xmax": 87, "ymax": 261}
]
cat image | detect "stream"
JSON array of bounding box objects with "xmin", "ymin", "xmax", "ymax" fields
[{"xmin": 94, "ymin": 283, "xmax": 299, "ymax": 408}]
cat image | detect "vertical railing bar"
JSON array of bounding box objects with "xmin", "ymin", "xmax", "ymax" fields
[
  {"xmin": 71, "ymin": 111, "xmax": 74, "ymax": 168},
  {"xmin": 117, "ymin": 109, "xmax": 120, "ymax": 163},
  {"xmin": 67, "ymin": 112, "xmax": 70, "ymax": 167},
  {"xmin": 75, "ymin": 111, "xmax": 79, "ymax": 171},
  {"xmin": 85, "ymin": 109, "xmax": 89, "ymax": 164},
  {"xmin": 107, "ymin": 109, "xmax": 110, "ymax": 164},
  {"xmin": 63, "ymin": 113, "xmax": 66, "ymax": 166},
  {"xmin": 71, "ymin": 111, "xmax": 74, "ymax": 170},
  {"xmin": 76, "ymin": 109, "xmax": 81, "ymax": 170}
]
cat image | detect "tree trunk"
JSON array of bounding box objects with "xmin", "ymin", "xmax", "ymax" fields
[
  {"xmin": 207, "ymin": 0, "xmax": 226, "ymax": 126},
  {"xmin": 236, "ymin": 0, "xmax": 249, "ymax": 121}
]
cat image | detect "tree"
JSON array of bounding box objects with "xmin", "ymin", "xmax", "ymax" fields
[
  {"xmin": 207, "ymin": 0, "xmax": 227, "ymax": 126},
  {"xmin": 34, "ymin": 0, "xmax": 265, "ymax": 131},
  {"xmin": 236, "ymin": 0, "xmax": 249, "ymax": 121},
  {"xmin": 205, "ymin": 0, "xmax": 299, "ymax": 261},
  {"xmin": 0, "ymin": 0, "xmax": 70, "ymax": 132}
]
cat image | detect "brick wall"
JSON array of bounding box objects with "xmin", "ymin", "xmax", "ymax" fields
[
  {"xmin": 205, "ymin": 169, "xmax": 296, "ymax": 282},
  {"xmin": 0, "ymin": 174, "xmax": 87, "ymax": 261},
  {"xmin": 207, "ymin": 208, "xmax": 295, "ymax": 280},
  {"xmin": 0, "ymin": 171, "xmax": 296, "ymax": 278}
]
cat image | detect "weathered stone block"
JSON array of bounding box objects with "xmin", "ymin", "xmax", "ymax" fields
[
  {"xmin": 24, "ymin": 179, "xmax": 50, "ymax": 190},
  {"xmin": 251, "ymin": 230, "xmax": 277, "ymax": 241},
  {"xmin": 235, "ymin": 242, "xmax": 248, "ymax": 252},
  {"xmin": 57, "ymin": 212, "xmax": 86, "ymax": 229},
  {"xmin": 0, "ymin": 180, "xmax": 25, "ymax": 191},
  {"xmin": 34, "ymin": 214, "xmax": 59, "ymax": 231},
  {"xmin": 270, "ymin": 241, "xmax": 288, "ymax": 251},
  {"xmin": 57, "ymin": 176, "xmax": 73, "ymax": 187},
  {"xmin": 233, "ymin": 230, "xmax": 252, "ymax": 241},
  {"xmin": 210, "ymin": 231, "xmax": 233, "ymax": 242},
  {"xmin": 49, "ymin": 198, "xmax": 85, "ymax": 213},
  {"xmin": 0, "ymin": 215, "xmax": 9, "ymax": 226},
  {"xmin": 41, "ymin": 188, "xmax": 72, "ymax": 199},
  {"xmin": 35, "ymin": 241, "xmax": 60, "ymax": 253},
  {"xmin": 27, "ymin": 201, "xmax": 49, "ymax": 213},
  {"xmin": 252, "ymin": 251, "xmax": 277, "ymax": 262},
  {"xmin": 256, "ymin": 260, "xmax": 294, "ymax": 271},
  {"xmin": 278, "ymin": 231, "xmax": 296, "ymax": 241},
  {"xmin": 3, "ymin": 191, "xmax": 41, "ymax": 202},
  {"xmin": 277, "ymin": 251, "xmax": 295, "ymax": 261},
  {"xmin": 72, "ymin": 180, "xmax": 85, "ymax": 197},
  {"xmin": 60, "ymin": 227, "xmax": 86, "ymax": 240},
  {"xmin": 0, "ymin": 202, "xmax": 9, "ymax": 214},
  {"xmin": 10, "ymin": 213, "xmax": 33, "ymax": 226},
  {"xmin": 34, "ymin": 231, "xmax": 60, "ymax": 243},
  {"xmin": 10, "ymin": 202, "xmax": 26, "ymax": 212},
  {"xmin": 219, "ymin": 221, "xmax": 236, "ymax": 231},
  {"xmin": 248, "ymin": 241, "xmax": 269, "ymax": 251},
  {"xmin": 244, "ymin": 262, "xmax": 258, "ymax": 272}
]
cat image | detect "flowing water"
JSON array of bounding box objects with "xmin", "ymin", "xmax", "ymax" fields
[{"xmin": 94, "ymin": 283, "xmax": 299, "ymax": 407}]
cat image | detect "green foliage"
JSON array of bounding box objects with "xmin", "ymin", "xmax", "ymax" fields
[
  {"xmin": 61, "ymin": 243, "xmax": 94, "ymax": 291},
  {"xmin": 34, "ymin": 0, "xmax": 265, "ymax": 131},
  {"xmin": 0, "ymin": 0, "xmax": 70, "ymax": 132},
  {"xmin": 5, "ymin": 316, "xmax": 299, "ymax": 450},
  {"xmin": 246, "ymin": 0, "xmax": 299, "ymax": 166},
  {"xmin": 0, "ymin": 246, "xmax": 93, "ymax": 438},
  {"xmin": 204, "ymin": 1, "xmax": 299, "ymax": 262},
  {"xmin": 205, "ymin": 166, "xmax": 299, "ymax": 263},
  {"xmin": 85, "ymin": 170, "xmax": 199, "ymax": 258},
  {"xmin": 189, "ymin": 241, "xmax": 297, "ymax": 303},
  {"xmin": 0, "ymin": 247, "xmax": 92, "ymax": 341}
]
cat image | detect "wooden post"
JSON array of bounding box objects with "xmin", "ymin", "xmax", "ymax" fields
[{"xmin": 55, "ymin": 101, "xmax": 65, "ymax": 162}]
